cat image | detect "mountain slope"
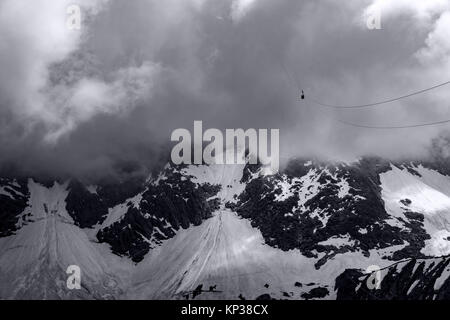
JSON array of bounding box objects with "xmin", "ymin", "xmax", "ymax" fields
[
  {"xmin": 2, "ymin": 156, "xmax": 450, "ymax": 299},
  {"xmin": 0, "ymin": 180, "xmax": 132, "ymax": 299},
  {"xmin": 336, "ymin": 255, "xmax": 450, "ymax": 300}
]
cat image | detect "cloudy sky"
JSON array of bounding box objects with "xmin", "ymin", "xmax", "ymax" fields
[{"xmin": 1, "ymin": 0, "xmax": 450, "ymax": 179}]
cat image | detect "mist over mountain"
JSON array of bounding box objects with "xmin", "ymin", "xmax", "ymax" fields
[
  {"xmin": 2, "ymin": 0, "xmax": 450, "ymax": 302},
  {"xmin": 3, "ymin": 151, "xmax": 450, "ymax": 299},
  {"xmin": 1, "ymin": 0, "xmax": 450, "ymax": 180}
]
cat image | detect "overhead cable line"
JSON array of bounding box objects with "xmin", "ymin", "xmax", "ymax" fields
[
  {"xmin": 338, "ymin": 118, "xmax": 450, "ymax": 129},
  {"xmin": 309, "ymin": 80, "xmax": 450, "ymax": 109},
  {"xmin": 279, "ymin": 61, "xmax": 450, "ymax": 129}
]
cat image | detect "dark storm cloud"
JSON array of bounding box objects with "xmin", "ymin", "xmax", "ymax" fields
[{"xmin": 1, "ymin": 0, "xmax": 450, "ymax": 179}]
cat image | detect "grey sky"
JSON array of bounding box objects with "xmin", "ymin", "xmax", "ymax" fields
[{"xmin": 1, "ymin": 0, "xmax": 450, "ymax": 179}]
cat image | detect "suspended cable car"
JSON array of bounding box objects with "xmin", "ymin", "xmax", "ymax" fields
[{"xmin": 279, "ymin": 59, "xmax": 450, "ymax": 129}]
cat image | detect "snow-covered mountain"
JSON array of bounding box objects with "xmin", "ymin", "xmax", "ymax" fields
[{"xmin": 2, "ymin": 153, "xmax": 450, "ymax": 300}]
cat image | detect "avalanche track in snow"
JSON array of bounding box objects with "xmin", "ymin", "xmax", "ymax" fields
[
  {"xmin": 0, "ymin": 180, "xmax": 132, "ymax": 299},
  {"xmin": 126, "ymin": 206, "xmax": 395, "ymax": 300},
  {"xmin": 128, "ymin": 209, "xmax": 317, "ymax": 300}
]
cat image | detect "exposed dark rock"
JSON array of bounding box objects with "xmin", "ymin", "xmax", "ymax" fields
[
  {"xmin": 301, "ymin": 287, "xmax": 329, "ymax": 300},
  {"xmin": 192, "ymin": 284, "xmax": 203, "ymax": 299},
  {"xmin": 66, "ymin": 178, "xmax": 144, "ymax": 229},
  {"xmin": 0, "ymin": 178, "xmax": 29, "ymax": 237},
  {"xmin": 233, "ymin": 158, "xmax": 414, "ymax": 267},
  {"xmin": 65, "ymin": 180, "xmax": 109, "ymax": 228},
  {"xmin": 336, "ymin": 256, "xmax": 450, "ymax": 300},
  {"xmin": 255, "ymin": 294, "xmax": 273, "ymax": 300},
  {"xmin": 96, "ymin": 164, "xmax": 221, "ymax": 262},
  {"xmin": 400, "ymin": 198, "xmax": 412, "ymax": 206}
]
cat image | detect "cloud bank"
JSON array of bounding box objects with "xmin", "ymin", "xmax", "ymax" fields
[{"xmin": 1, "ymin": 0, "xmax": 450, "ymax": 179}]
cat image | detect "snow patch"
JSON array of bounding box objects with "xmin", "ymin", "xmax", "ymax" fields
[
  {"xmin": 86, "ymin": 185, "xmax": 98, "ymax": 195},
  {"xmin": 380, "ymin": 164, "xmax": 450, "ymax": 256},
  {"xmin": 319, "ymin": 234, "xmax": 356, "ymax": 248},
  {"xmin": 101, "ymin": 193, "xmax": 143, "ymax": 229}
]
